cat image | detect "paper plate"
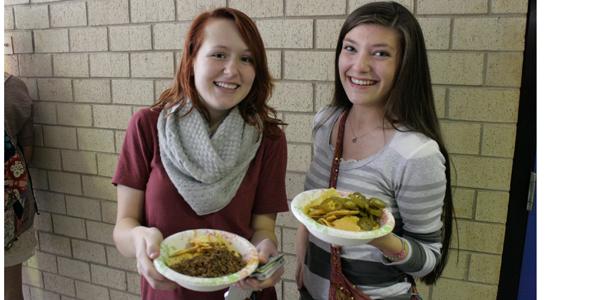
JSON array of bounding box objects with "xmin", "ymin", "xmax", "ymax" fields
[
  {"xmin": 291, "ymin": 189, "xmax": 395, "ymax": 246},
  {"xmin": 154, "ymin": 229, "xmax": 259, "ymax": 292}
]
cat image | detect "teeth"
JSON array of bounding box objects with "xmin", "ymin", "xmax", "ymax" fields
[
  {"xmin": 214, "ymin": 81, "xmax": 239, "ymax": 89},
  {"xmin": 350, "ymin": 78, "xmax": 376, "ymax": 86}
]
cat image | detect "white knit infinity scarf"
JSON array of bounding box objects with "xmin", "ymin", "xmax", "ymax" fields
[{"xmin": 157, "ymin": 102, "xmax": 261, "ymax": 215}]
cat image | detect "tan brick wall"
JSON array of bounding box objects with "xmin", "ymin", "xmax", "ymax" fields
[{"xmin": 5, "ymin": 0, "xmax": 528, "ymax": 299}]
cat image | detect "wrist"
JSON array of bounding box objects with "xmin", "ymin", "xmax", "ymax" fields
[
  {"xmin": 131, "ymin": 225, "xmax": 148, "ymax": 237},
  {"xmin": 256, "ymin": 237, "xmax": 277, "ymax": 250},
  {"xmin": 131, "ymin": 226, "xmax": 156, "ymax": 247},
  {"xmin": 382, "ymin": 237, "xmax": 408, "ymax": 262},
  {"xmin": 370, "ymin": 232, "xmax": 396, "ymax": 249},
  {"xmin": 252, "ymin": 230, "xmax": 278, "ymax": 248}
]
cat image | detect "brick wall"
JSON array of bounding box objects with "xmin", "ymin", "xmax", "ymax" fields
[{"xmin": 4, "ymin": 0, "xmax": 528, "ymax": 299}]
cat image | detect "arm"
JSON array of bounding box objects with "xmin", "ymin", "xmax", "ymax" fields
[
  {"xmin": 6, "ymin": 75, "xmax": 35, "ymax": 153},
  {"xmin": 22, "ymin": 146, "xmax": 33, "ymax": 163},
  {"xmin": 295, "ymin": 224, "xmax": 309, "ymax": 288},
  {"xmin": 18, "ymin": 116, "xmax": 34, "ymax": 163},
  {"xmin": 368, "ymin": 233, "xmax": 406, "ymax": 260},
  {"xmin": 239, "ymin": 213, "xmax": 284, "ymax": 290},
  {"xmin": 19, "ymin": 91, "xmax": 34, "ymax": 162},
  {"xmin": 370, "ymin": 141, "xmax": 447, "ymax": 277},
  {"xmin": 250, "ymin": 213, "xmax": 279, "ymax": 247},
  {"xmin": 113, "ymin": 184, "xmax": 176, "ymax": 290},
  {"xmin": 113, "ymin": 185, "xmax": 145, "ymax": 257},
  {"xmin": 238, "ymin": 132, "xmax": 289, "ymax": 290}
]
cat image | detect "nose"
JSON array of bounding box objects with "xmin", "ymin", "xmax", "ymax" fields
[
  {"xmin": 223, "ymin": 58, "xmax": 239, "ymax": 76},
  {"xmin": 351, "ymin": 52, "xmax": 371, "ymax": 73}
]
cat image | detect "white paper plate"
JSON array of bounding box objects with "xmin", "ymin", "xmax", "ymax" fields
[
  {"xmin": 154, "ymin": 229, "xmax": 259, "ymax": 292},
  {"xmin": 291, "ymin": 189, "xmax": 395, "ymax": 246}
]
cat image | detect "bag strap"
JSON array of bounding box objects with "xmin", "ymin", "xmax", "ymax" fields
[
  {"xmin": 329, "ymin": 109, "xmax": 349, "ymax": 188},
  {"xmin": 329, "ymin": 110, "xmax": 349, "ymax": 264}
]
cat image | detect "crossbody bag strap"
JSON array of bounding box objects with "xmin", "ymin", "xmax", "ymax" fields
[
  {"xmin": 329, "ymin": 110, "xmax": 349, "ymax": 268},
  {"xmin": 329, "ymin": 109, "xmax": 349, "ymax": 188}
]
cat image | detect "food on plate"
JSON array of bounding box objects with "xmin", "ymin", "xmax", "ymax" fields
[
  {"xmin": 167, "ymin": 236, "xmax": 246, "ymax": 277},
  {"xmin": 304, "ymin": 188, "xmax": 386, "ymax": 231}
]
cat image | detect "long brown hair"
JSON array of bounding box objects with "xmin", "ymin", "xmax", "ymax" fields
[
  {"xmin": 153, "ymin": 8, "xmax": 284, "ymax": 135},
  {"xmin": 333, "ymin": 2, "xmax": 455, "ymax": 284}
]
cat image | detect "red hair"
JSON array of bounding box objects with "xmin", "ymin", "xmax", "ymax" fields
[{"xmin": 154, "ymin": 8, "xmax": 284, "ymax": 135}]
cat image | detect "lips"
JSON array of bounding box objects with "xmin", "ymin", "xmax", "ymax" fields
[
  {"xmin": 349, "ymin": 76, "xmax": 377, "ymax": 86},
  {"xmin": 214, "ymin": 81, "xmax": 240, "ymax": 89}
]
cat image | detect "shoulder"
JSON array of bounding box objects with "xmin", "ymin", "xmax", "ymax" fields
[
  {"xmin": 4, "ymin": 75, "xmax": 32, "ymax": 101},
  {"xmin": 254, "ymin": 127, "xmax": 287, "ymax": 168},
  {"xmin": 314, "ymin": 106, "xmax": 341, "ymax": 125},
  {"xmin": 311, "ymin": 105, "xmax": 342, "ymax": 135},
  {"xmin": 129, "ymin": 107, "xmax": 162, "ymax": 129},
  {"xmin": 261, "ymin": 126, "xmax": 287, "ymax": 150},
  {"xmin": 5, "ymin": 74, "xmax": 26, "ymax": 90},
  {"xmin": 391, "ymin": 130, "xmax": 442, "ymax": 161},
  {"xmin": 124, "ymin": 107, "xmax": 162, "ymax": 145}
]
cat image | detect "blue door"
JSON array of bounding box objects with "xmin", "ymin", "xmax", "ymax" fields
[
  {"xmin": 497, "ymin": 0, "xmax": 535, "ymax": 298},
  {"xmin": 517, "ymin": 169, "xmax": 536, "ymax": 300}
]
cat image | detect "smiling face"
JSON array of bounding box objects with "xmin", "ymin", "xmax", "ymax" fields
[
  {"xmin": 193, "ymin": 19, "xmax": 255, "ymax": 122},
  {"xmin": 338, "ymin": 24, "xmax": 401, "ymax": 108}
]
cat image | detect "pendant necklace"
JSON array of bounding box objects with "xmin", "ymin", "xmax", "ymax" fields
[{"xmin": 349, "ymin": 118, "xmax": 381, "ymax": 143}]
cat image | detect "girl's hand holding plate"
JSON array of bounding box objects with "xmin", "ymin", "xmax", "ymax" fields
[
  {"xmin": 133, "ymin": 226, "xmax": 177, "ymax": 290},
  {"xmin": 237, "ymin": 238, "xmax": 284, "ymax": 291}
]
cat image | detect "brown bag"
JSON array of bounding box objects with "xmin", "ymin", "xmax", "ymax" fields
[
  {"xmin": 329, "ymin": 245, "xmax": 371, "ymax": 300},
  {"xmin": 327, "ymin": 110, "xmax": 371, "ymax": 300},
  {"xmin": 327, "ymin": 110, "xmax": 420, "ymax": 300}
]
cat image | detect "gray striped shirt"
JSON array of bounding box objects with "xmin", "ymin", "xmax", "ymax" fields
[{"xmin": 302, "ymin": 107, "xmax": 446, "ymax": 299}]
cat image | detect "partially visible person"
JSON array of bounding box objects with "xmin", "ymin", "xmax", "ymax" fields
[
  {"xmin": 112, "ymin": 8, "xmax": 288, "ymax": 300},
  {"xmin": 295, "ymin": 2, "xmax": 455, "ymax": 299},
  {"xmin": 4, "ymin": 72, "xmax": 37, "ymax": 300}
]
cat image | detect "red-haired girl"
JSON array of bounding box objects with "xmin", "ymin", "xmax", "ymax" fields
[{"xmin": 113, "ymin": 8, "xmax": 287, "ymax": 300}]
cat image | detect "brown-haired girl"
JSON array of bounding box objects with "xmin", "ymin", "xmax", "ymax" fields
[
  {"xmin": 113, "ymin": 8, "xmax": 287, "ymax": 300},
  {"xmin": 296, "ymin": 2, "xmax": 455, "ymax": 299}
]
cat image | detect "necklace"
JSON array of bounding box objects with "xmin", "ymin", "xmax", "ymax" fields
[{"xmin": 348, "ymin": 117, "xmax": 382, "ymax": 143}]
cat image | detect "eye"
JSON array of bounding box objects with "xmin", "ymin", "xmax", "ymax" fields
[
  {"xmin": 211, "ymin": 52, "xmax": 226, "ymax": 59},
  {"xmin": 240, "ymin": 55, "xmax": 254, "ymax": 64},
  {"xmin": 343, "ymin": 45, "xmax": 356, "ymax": 53},
  {"xmin": 373, "ymin": 51, "xmax": 390, "ymax": 57}
]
